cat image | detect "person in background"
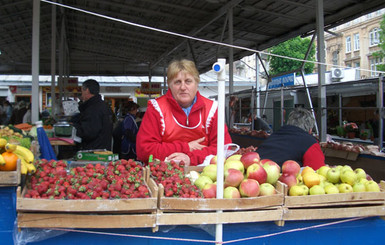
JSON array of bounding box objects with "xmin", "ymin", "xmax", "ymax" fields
[
  {"xmin": 250, "ymin": 114, "xmax": 272, "ymax": 133},
  {"xmin": 120, "ymin": 101, "xmax": 140, "ymax": 160},
  {"xmin": 14, "ymin": 101, "xmax": 28, "ymax": 124},
  {"xmin": 256, "ymin": 107, "xmax": 325, "ymax": 170},
  {"xmin": 3, "ymin": 100, "xmax": 13, "ymax": 125},
  {"xmin": 372, "ymin": 109, "xmax": 384, "ymax": 145},
  {"xmin": 136, "ymin": 58, "xmax": 232, "ymax": 166},
  {"xmin": 22, "ymin": 103, "xmax": 32, "ymax": 123},
  {"xmin": 72, "ymin": 79, "xmax": 113, "ymax": 150}
]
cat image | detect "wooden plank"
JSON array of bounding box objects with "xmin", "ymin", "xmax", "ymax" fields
[
  {"xmin": 0, "ymin": 160, "xmax": 21, "ymax": 186},
  {"xmin": 283, "ymin": 205, "xmax": 385, "ymax": 220},
  {"xmin": 17, "ymin": 213, "xmax": 156, "ymax": 228},
  {"xmin": 159, "ymin": 194, "xmax": 283, "ymax": 211},
  {"xmin": 157, "ymin": 208, "xmax": 283, "ymax": 225}
]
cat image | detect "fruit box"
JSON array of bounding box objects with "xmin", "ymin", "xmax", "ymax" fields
[
  {"xmin": 282, "ymin": 181, "xmax": 385, "ymax": 208},
  {"xmin": 16, "ymin": 177, "xmax": 159, "ymax": 229},
  {"xmin": 0, "ymin": 160, "xmax": 21, "ymax": 186},
  {"xmin": 323, "ymin": 148, "xmax": 359, "ymax": 161},
  {"xmin": 155, "ymin": 166, "xmax": 284, "ymax": 212}
]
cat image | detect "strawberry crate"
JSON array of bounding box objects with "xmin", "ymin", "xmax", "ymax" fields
[
  {"xmin": 16, "ymin": 160, "xmax": 159, "ymax": 229},
  {"xmin": 281, "ymin": 181, "xmax": 385, "ymax": 221},
  {"xmin": 17, "ymin": 178, "xmax": 158, "ymax": 229},
  {"xmin": 0, "ymin": 160, "xmax": 21, "ymax": 187}
]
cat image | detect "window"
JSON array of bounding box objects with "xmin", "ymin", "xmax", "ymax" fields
[
  {"xmin": 353, "ymin": 33, "xmax": 360, "ymax": 51},
  {"xmin": 369, "ymin": 28, "xmax": 380, "ymax": 46},
  {"xmin": 332, "ymin": 51, "xmax": 339, "ymax": 66},
  {"xmin": 345, "ymin": 36, "xmax": 351, "ymax": 53},
  {"xmin": 354, "ymin": 62, "xmax": 360, "ymax": 68},
  {"xmin": 370, "ymin": 57, "xmax": 383, "ymax": 77}
]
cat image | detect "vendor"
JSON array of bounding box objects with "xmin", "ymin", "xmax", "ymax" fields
[
  {"xmin": 255, "ymin": 107, "xmax": 325, "ymax": 170},
  {"xmin": 136, "ymin": 58, "xmax": 232, "ymax": 166}
]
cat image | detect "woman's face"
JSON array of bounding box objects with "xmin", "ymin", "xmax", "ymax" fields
[{"xmin": 169, "ymin": 71, "xmax": 198, "ymax": 108}]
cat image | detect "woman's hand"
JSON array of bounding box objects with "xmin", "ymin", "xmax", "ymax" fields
[
  {"xmin": 166, "ymin": 152, "xmax": 190, "ymax": 166},
  {"xmin": 188, "ymin": 137, "xmax": 206, "ymax": 151}
]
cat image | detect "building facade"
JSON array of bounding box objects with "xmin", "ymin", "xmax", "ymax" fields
[{"xmin": 325, "ymin": 9, "xmax": 385, "ymax": 79}]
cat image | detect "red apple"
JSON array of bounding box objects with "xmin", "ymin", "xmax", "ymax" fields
[
  {"xmin": 246, "ymin": 163, "xmax": 267, "ymax": 184},
  {"xmin": 202, "ymin": 183, "xmax": 217, "ymax": 198},
  {"xmin": 282, "ymin": 160, "xmax": 301, "ymax": 176},
  {"xmin": 259, "ymin": 183, "xmax": 277, "ymax": 196},
  {"xmin": 223, "ymin": 186, "xmax": 241, "ymax": 199},
  {"xmin": 278, "ymin": 172, "xmax": 298, "ymax": 188},
  {"xmin": 240, "ymin": 152, "xmax": 260, "ymax": 169},
  {"xmin": 259, "ymin": 159, "xmax": 273, "ymax": 165},
  {"xmin": 224, "ymin": 168, "xmax": 244, "ymax": 188},
  {"xmin": 262, "ymin": 160, "xmax": 281, "ymax": 185},
  {"xmin": 239, "ymin": 179, "xmax": 260, "ymax": 197}
]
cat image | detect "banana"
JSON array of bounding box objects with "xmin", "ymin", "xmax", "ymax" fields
[
  {"xmin": 20, "ymin": 158, "xmax": 28, "ymax": 175},
  {"xmin": 5, "ymin": 143, "xmax": 17, "ymax": 152},
  {"xmin": 26, "ymin": 163, "xmax": 36, "ymax": 174},
  {"xmin": 13, "ymin": 145, "xmax": 34, "ymax": 164},
  {"xmin": 0, "ymin": 138, "xmax": 7, "ymax": 148},
  {"xmin": 0, "ymin": 154, "xmax": 5, "ymax": 166}
]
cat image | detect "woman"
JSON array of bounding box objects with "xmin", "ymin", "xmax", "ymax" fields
[{"xmin": 136, "ymin": 59, "xmax": 232, "ymax": 166}]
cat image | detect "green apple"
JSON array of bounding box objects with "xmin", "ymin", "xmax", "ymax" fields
[
  {"xmin": 316, "ymin": 166, "xmax": 331, "ymax": 178},
  {"xmin": 341, "ymin": 165, "xmax": 353, "ymax": 173},
  {"xmin": 338, "ymin": 183, "xmax": 353, "ymax": 193},
  {"xmin": 354, "ymin": 168, "xmax": 366, "ymax": 180},
  {"xmin": 359, "ymin": 178, "xmax": 369, "ymax": 185},
  {"xmin": 224, "ymin": 160, "xmax": 245, "ymax": 174},
  {"xmin": 326, "ymin": 168, "xmax": 341, "ymax": 184},
  {"xmin": 324, "ymin": 184, "xmax": 339, "ymax": 194},
  {"xmin": 309, "ymin": 185, "xmax": 325, "ymax": 195},
  {"xmin": 340, "ymin": 170, "xmax": 357, "ymax": 186},
  {"xmin": 223, "ymin": 186, "xmax": 241, "ymax": 198},
  {"xmin": 365, "ymin": 180, "xmax": 380, "ymax": 192},
  {"xmin": 259, "ymin": 183, "xmax": 276, "ymax": 196},
  {"xmin": 194, "ymin": 175, "xmax": 213, "ymax": 190},
  {"xmin": 352, "ymin": 182, "xmax": 366, "ymax": 192},
  {"xmin": 201, "ymin": 164, "xmax": 217, "ymax": 182},
  {"xmin": 289, "ymin": 185, "xmax": 306, "ymax": 196},
  {"xmin": 301, "ymin": 184, "xmax": 309, "ymax": 195}
]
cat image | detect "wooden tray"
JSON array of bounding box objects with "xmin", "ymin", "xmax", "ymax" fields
[
  {"xmin": 283, "ymin": 181, "xmax": 385, "ymax": 208},
  {"xmin": 0, "ymin": 160, "xmax": 21, "ymax": 186},
  {"xmin": 17, "ymin": 178, "xmax": 158, "ymax": 213}
]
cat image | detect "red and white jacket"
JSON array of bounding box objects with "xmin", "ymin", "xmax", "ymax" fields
[{"xmin": 136, "ymin": 90, "xmax": 232, "ymax": 165}]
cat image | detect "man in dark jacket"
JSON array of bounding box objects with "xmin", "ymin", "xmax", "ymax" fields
[
  {"xmin": 73, "ymin": 79, "xmax": 113, "ymax": 150},
  {"xmin": 256, "ymin": 107, "xmax": 325, "ymax": 170}
]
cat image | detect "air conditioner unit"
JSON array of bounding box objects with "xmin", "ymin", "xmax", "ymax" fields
[{"xmin": 331, "ymin": 68, "xmax": 344, "ymax": 79}]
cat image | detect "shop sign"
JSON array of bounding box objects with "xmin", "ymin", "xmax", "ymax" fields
[
  {"xmin": 140, "ymin": 82, "xmax": 162, "ymax": 95},
  {"xmin": 268, "ymin": 73, "xmax": 295, "ymax": 89}
]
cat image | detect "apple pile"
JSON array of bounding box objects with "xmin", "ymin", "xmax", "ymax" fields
[
  {"xmin": 192, "ymin": 152, "xmax": 280, "ymax": 199},
  {"xmin": 288, "ymin": 164, "xmax": 381, "ymax": 196}
]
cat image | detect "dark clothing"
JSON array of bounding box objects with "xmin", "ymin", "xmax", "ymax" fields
[
  {"xmin": 121, "ymin": 113, "xmax": 139, "ymax": 160},
  {"xmin": 73, "ymin": 94, "xmax": 113, "ymax": 150},
  {"xmin": 256, "ymin": 125, "xmax": 325, "ymax": 170}
]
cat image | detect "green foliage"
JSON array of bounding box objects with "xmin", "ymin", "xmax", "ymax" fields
[
  {"xmin": 268, "ymin": 36, "xmax": 316, "ymax": 76},
  {"xmin": 372, "ymin": 14, "xmax": 385, "ymax": 72}
]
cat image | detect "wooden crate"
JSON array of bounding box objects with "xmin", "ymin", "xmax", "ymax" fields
[
  {"xmin": 281, "ymin": 181, "xmax": 385, "ymax": 221},
  {"xmin": 17, "ymin": 178, "xmax": 159, "ymax": 229},
  {"xmin": 283, "ymin": 181, "xmax": 385, "ymax": 208},
  {"xmin": 0, "ymin": 160, "xmax": 21, "ymax": 187}
]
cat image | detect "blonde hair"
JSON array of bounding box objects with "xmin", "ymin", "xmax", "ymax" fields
[{"xmin": 167, "ymin": 59, "xmax": 200, "ymax": 84}]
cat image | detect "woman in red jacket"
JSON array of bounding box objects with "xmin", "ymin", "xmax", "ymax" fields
[{"xmin": 136, "ymin": 59, "xmax": 232, "ymax": 166}]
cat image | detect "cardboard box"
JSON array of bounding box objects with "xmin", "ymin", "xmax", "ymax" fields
[{"xmin": 75, "ymin": 150, "xmax": 118, "ymax": 161}]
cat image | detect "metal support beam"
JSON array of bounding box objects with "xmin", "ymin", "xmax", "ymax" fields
[
  {"xmin": 31, "ymin": 0, "xmax": 40, "ymax": 123},
  {"xmin": 316, "ymin": 0, "xmax": 327, "ymax": 142}
]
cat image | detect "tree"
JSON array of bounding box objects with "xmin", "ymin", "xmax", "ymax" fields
[
  {"xmin": 268, "ymin": 36, "xmax": 316, "ymax": 76},
  {"xmin": 373, "ymin": 14, "xmax": 385, "ymax": 72}
]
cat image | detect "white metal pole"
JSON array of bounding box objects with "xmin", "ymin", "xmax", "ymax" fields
[{"xmin": 213, "ymin": 58, "xmax": 226, "ymax": 244}]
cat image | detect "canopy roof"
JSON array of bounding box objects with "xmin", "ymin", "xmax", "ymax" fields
[{"xmin": 1, "ymin": 0, "xmax": 385, "ymax": 77}]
